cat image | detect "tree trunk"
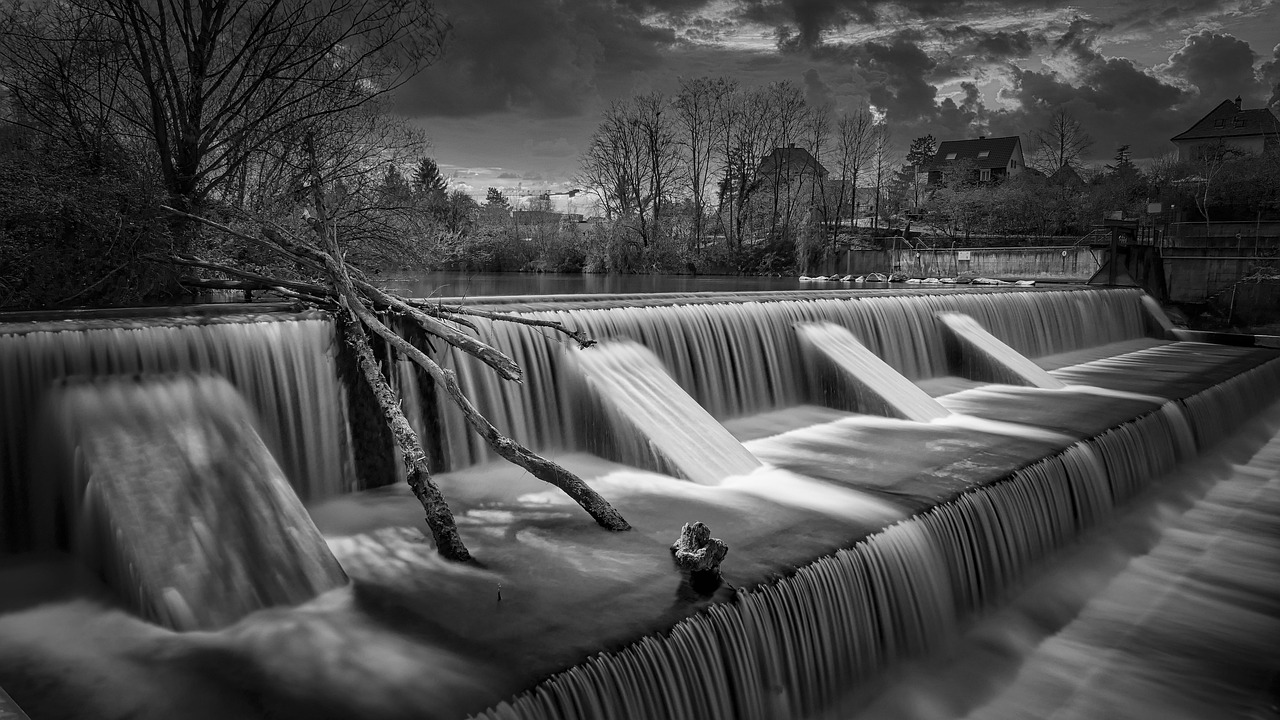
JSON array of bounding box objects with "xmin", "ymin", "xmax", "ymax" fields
[{"xmin": 336, "ymin": 303, "xmax": 472, "ymax": 561}]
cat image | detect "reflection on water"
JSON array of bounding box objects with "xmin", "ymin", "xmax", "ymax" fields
[{"xmin": 379, "ymin": 271, "xmax": 843, "ymax": 299}]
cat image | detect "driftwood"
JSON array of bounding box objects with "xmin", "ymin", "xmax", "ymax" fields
[{"xmin": 152, "ymin": 139, "xmax": 631, "ymax": 560}]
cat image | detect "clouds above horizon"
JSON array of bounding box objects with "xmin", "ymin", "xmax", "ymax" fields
[{"xmin": 398, "ymin": 0, "xmax": 1280, "ymax": 195}]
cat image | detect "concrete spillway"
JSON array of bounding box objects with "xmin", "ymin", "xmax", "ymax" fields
[{"xmin": 0, "ymin": 287, "xmax": 1277, "ymax": 719}]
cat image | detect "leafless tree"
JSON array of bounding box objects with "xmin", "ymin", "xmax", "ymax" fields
[
  {"xmin": 829, "ymin": 105, "xmax": 875, "ymax": 248},
  {"xmin": 577, "ymin": 92, "xmax": 680, "ymax": 247},
  {"xmin": 869, "ymin": 123, "xmax": 895, "ymax": 230},
  {"xmin": 674, "ymin": 76, "xmax": 736, "ymax": 251},
  {"xmin": 1, "ymin": 0, "xmax": 449, "ymax": 216},
  {"xmin": 1029, "ymin": 109, "xmax": 1094, "ymax": 174}
]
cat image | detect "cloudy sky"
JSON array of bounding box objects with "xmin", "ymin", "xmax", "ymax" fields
[{"xmin": 392, "ymin": 0, "xmax": 1280, "ymax": 210}]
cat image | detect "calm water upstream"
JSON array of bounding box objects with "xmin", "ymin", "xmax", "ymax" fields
[{"xmin": 379, "ymin": 271, "xmax": 838, "ymax": 299}]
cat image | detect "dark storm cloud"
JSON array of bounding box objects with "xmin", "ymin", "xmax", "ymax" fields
[
  {"xmin": 744, "ymin": 0, "xmax": 981, "ymax": 48},
  {"xmin": 1111, "ymin": 0, "xmax": 1244, "ymax": 34},
  {"xmin": 997, "ymin": 25, "xmax": 1190, "ymax": 158},
  {"xmin": 395, "ymin": 0, "xmax": 676, "ymax": 118},
  {"xmin": 937, "ymin": 25, "xmax": 1043, "ymax": 62},
  {"xmin": 805, "ymin": 31, "xmax": 939, "ymax": 120},
  {"xmin": 1163, "ymin": 30, "xmax": 1264, "ymax": 104},
  {"xmin": 803, "ymin": 68, "xmax": 833, "ymax": 106},
  {"xmin": 1261, "ymin": 44, "xmax": 1280, "ymax": 110}
]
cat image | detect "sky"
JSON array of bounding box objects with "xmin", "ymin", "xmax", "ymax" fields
[{"xmin": 391, "ymin": 0, "xmax": 1280, "ymax": 211}]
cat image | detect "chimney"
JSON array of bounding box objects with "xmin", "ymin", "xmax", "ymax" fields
[
  {"xmin": 1235, "ymin": 95, "xmax": 1242, "ymax": 110},
  {"xmin": 977, "ymin": 135, "xmax": 986, "ymax": 140},
  {"xmin": 788, "ymin": 142, "xmax": 796, "ymax": 149}
]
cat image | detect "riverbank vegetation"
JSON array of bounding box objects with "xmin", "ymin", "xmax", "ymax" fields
[{"xmin": 0, "ymin": 0, "xmax": 633, "ymax": 561}]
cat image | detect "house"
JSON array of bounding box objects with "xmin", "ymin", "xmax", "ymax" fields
[
  {"xmin": 926, "ymin": 135, "xmax": 1026, "ymax": 184},
  {"xmin": 756, "ymin": 143, "xmax": 828, "ymax": 184},
  {"xmin": 1170, "ymin": 97, "xmax": 1280, "ymax": 161},
  {"xmin": 1047, "ymin": 164, "xmax": 1084, "ymax": 188}
]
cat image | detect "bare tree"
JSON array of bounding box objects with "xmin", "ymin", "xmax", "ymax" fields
[
  {"xmin": 578, "ymin": 92, "xmax": 679, "ymax": 247},
  {"xmin": 1029, "ymin": 109, "xmax": 1094, "ymax": 174},
  {"xmin": 674, "ymin": 76, "xmax": 736, "ymax": 251},
  {"xmin": 1, "ymin": 0, "xmax": 449, "ymax": 216},
  {"xmin": 869, "ymin": 123, "xmax": 895, "ymax": 231},
  {"xmin": 829, "ymin": 106, "xmax": 875, "ymax": 249}
]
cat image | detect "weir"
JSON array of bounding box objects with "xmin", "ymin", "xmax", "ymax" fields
[
  {"xmin": 0, "ymin": 286, "xmax": 1278, "ymax": 720},
  {"xmin": 567, "ymin": 341, "xmax": 762, "ymax": 484},
  {"xmin": 795, "ymin": 321, "xmax": 950, "ymax": 421}
]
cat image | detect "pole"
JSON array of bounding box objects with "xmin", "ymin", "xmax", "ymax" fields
[{"xmin": 1108, "ymin": 226, "xmax": 1119, "ymax": 285}]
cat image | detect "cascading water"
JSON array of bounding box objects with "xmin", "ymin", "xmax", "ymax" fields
[
  {"xmin": 936, "ymin": 311, "xmax": 1067, "ymax": 389},
  {"xmin": 795, "ymin": 321, "xmax": 950, "ymax": 421},
  {"xmin": 421, "ymin": 288, "xmax": 1150, "ymax": 470},
  {"xmin": 0, "ymin": 287, "xmax": 1277, "ymax": 720},
  {"xmin": 35, "ymin": 374, "xmax": 346, "ymax": 630},
  {"xmin": 566, "ymin": 341, "xmax": 761, "ymax": 483},
  {"xmin": 0, "ymin": 311, "xmax": 355, "ymax": 551}
]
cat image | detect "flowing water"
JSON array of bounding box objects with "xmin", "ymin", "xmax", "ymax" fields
[
  {"xmin": 936, "ymin": 312, "xmax": 1066, "ymax": 389},
  {"xmin": 566, "ymin": 341, "xmax": 762, "ymax": 483},
  {"xmin": 0, "ymin": 312, "xmax": 353, "ymax": 550},
  {"xmin": 795, "ymin": 322, "xmax": 950, "ymax": 422},
  {"xmin": 0, "ymin": 287, "xmax": 1277, "ymax": 720}
]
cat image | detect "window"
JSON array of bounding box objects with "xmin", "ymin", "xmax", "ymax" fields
[
  {"xmin": 1214, "ymin": 119, "xmax": 1225, "ymax": 128},
  {"xmin": 1233, "ymin": 117, "xmax": 1246, "ymax": 127},
  {"xmin": 980, "ymin": 168, "xmax": 992, "ymax": 181},
  {"xmin": 945, "ymin": 152, "xmax": 957, "ymax": 160},
  {"xmin": 977, "ymin": 150, "xmax": 990, "ymax": 158}
]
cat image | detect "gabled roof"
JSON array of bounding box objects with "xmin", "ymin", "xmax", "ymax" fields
[
  {"xmin": 928, "ymin": 136, "xmax": 1021, "ymax": 170},
  {"xmin": 757, "ymin": 145, "xmax": 828, "ymax": 178},
  {"xmin": 1048, "ymin": 164, "xmax": 1084, "ymax": 186},
  {"xmin": 1171, "ymin": 99, "xmax": 1280, "ymax": 142}
]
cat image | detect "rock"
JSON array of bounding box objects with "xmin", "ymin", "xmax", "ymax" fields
[
  {"xmin": 670, "ymin": 522, "xmax": 728, "ymax": 574},
  {"xmin": 1014, "ymin": 279, "xmax": 1036, "ymax": 286},
  {"xmin": 888, "ymin": 272, "xmax": 909, "ymax": 283},
  {"xmin": 865, "ymin": 272, "xmax": 887, "ymax": 282}
]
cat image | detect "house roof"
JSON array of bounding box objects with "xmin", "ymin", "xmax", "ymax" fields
[
  {"xmin": 1048, "ymin": 164, "xmax": 1084, "ymax": 186},
  {"xmin": 757, "ymin": 145, "xmax": 828, "ymax": 178},
  {"xmin": 1171, "ymin": 99, "xmax": 1280, "ymax": 142},
  {"xmin": 928, "ymin": 136, "xmax": 1021, "ymax": 171}
]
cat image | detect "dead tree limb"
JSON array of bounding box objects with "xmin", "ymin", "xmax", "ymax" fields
[
  {"xmin": 150, "ymin": 253, "xmax": 333, "ymax": 297},
  {"xmin": 306, "ymin": 209, "xmax": 631, "ymax": 532},
  {"xmin": 355, "ymin": 279, "xmax": 522, "ymax": 382},
  {"xmin": 301, "ymin": 135, "xmax": 629, "ymax": 533},
  {"xmin": 411, "ymin": 300, "xmax": 597, "ymax": 348},
  {"xmin": 334, "ymin": 299, "xmax": 473, "ymax": 561}
]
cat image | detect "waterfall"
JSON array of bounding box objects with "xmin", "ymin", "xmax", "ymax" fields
[
  {"xmin": 0, "ymin": 311, "xmax": 355, "ymax": 551},
  {"xmin": 427, "ymin": 288, "xmax": 1149, "ymax": 470},
  {"xmin": 567, "ymin": 341, "xmax": 762, "ymax": 484},
  {"xmin": 937, "ymin": 312, "xmax": 1067, "ymax": 389},
  {"xmin": 2, "ymin": 287, "xmax": 1277, "ymax": 720},
  {"xmin": 35, "ymin": 375, "xmax": 347, "ymax": 630},
  {"xmin": 795, "ymin": 322, "xmax": 950, "ymax": 421},
  {"xmin": 470, "ymin": 368, "xmax": 1277, "ymax": 720}
]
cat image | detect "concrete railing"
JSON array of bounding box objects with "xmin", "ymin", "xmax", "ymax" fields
[{"xmin": 843, "ymin": 246, "xmax": 1099, "ymax": 280}]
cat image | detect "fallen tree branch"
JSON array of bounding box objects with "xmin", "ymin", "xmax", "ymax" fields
[
  {"xmin": 148, "ymin": 252, "xmax": 333, "ymax": 298},
  {"xmin": 309, "ymin": 215, "xmax": 631, "ymax": 532},
  {"xmin": 356, "ymin": 279, "xmax": 522, "ymax": 382},
  {"xmin": 410, "ymin": 300, "xmax": 597, "ymax": 348},
  {"xmin": 335, "ymin": 298, "xmax": 473, "ymax": 561},
  {"xmin": 300, "ymin": 136, "xmax": 629, "ymax": 535}
]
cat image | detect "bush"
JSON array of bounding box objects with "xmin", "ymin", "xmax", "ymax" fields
[{"xmin": 0, "ymin": 146, "xmax": 174, "ymax": 310}]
